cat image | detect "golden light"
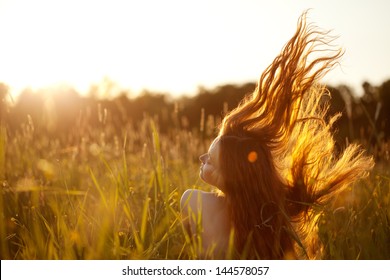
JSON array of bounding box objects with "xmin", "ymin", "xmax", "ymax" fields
[
  {"xmin": 0, "ymin": 0, "xmax": 280, "ymax": 99},
  {"xmin": 1, "ymin": 0, "xmax": 389, "ymax": 99}
]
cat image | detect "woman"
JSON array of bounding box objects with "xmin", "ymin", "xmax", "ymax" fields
[{"xmin": 180, "ymin": 12, "xmax": 374, "ymax": 259}]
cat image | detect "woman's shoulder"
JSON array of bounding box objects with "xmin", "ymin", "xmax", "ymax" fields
[
  {"xmin": 180, "ymin": 189, "xmax": 223, "ymax": 215},
  {"xmin": 181, "ymin": 189, "xmax": 231, "ymax": 258}
]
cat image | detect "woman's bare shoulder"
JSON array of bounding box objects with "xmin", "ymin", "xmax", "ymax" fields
[{"xmin": 180, "ymin": 189, "xmax": 222, "ymax": 214}]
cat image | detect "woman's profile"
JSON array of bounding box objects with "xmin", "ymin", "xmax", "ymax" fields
[{"xmin": 180, "ymin": 12, "xmax": 374, "ymax": 259}]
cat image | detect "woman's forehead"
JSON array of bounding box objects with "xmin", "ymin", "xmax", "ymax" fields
[{"xmin": 208, "ymin": 137, "xmax": 221, "ymax": 153}]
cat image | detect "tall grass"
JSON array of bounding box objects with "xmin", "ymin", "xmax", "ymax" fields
[
  {"xmin": 318, "ymin": 166, "xmax": 390, "ymax": 259},
  {"xmin": 0, "ymin": 112, "xmax": 204, "ymax": 259},
  {"xmin": 0, "ymin": 104, "xmax": 389, "ymax": 259}
]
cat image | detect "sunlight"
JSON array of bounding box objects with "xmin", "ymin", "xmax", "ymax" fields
[
  {"xmin": 0, "ymin": 0, "xmax": 389, "ymax": 99},
  {"xmin": 0, "ymin": 0, "xmax": 108, "ymax": 95},
  {"xmin": 0, "ymin": 0, "xmax": 290, "ymax": 98}
]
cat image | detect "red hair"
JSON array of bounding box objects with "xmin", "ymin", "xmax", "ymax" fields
[{"xmin": 217, "ymin": 12, "xmax": 374, "ymax": 259}]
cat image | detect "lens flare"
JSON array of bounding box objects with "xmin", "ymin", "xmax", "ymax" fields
[{"xmin": 247, "ymin": 151, "xmax": 258, "ymax": 163}]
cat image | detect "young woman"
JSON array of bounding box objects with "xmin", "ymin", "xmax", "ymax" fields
[{"xmin": 180, "ymin": 12, "xmax": 374, "ymax": 259}]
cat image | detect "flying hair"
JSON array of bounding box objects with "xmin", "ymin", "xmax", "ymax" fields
[{"xmin": 217, "ymin": 11, "xmax": 374, "ymax": 259}]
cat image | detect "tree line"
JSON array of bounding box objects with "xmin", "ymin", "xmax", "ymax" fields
[{"xmin": 1, "ymin": 79, "xmax": 389, "ymax": 148}]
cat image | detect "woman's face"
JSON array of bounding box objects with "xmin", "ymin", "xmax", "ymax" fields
[{"xmin": 199, "ymin": 137, "xmax": 223, "ymax": 188}]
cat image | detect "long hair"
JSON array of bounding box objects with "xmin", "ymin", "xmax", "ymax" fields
[{"xmin": 217, "ymin": 12, "xmax": 374, "ymax": 259}]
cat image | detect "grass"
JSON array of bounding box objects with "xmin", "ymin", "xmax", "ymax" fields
[
  {"xmin": 318, "ymin": 167, "xmax": 390, "ymax": 259},
  {"xmin": 0, "ymin": 108, "xmax": 389, "ymax": 260}
]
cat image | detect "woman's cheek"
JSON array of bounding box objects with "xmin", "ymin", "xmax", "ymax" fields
[
  {"xmin": 199, "ymin": 165, "xmax": 208, "ymax": 180},
  {"xmin": 199, "ymin": 169, "xmax": 205, "ymax": 180}
]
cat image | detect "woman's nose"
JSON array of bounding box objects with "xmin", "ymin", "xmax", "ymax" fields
[{"xmin": 199, "ymin": 153, "xmax": 207, "ymax": 163}]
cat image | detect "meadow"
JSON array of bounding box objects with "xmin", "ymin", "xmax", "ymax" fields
[{"xmin": 0, "ymin": 85, "xmax": 389, "ymax": 260}]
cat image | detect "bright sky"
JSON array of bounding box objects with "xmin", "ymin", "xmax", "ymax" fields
[{"xmin": 0, "ymin": 0, "xmax": 389, "ymax": 98}]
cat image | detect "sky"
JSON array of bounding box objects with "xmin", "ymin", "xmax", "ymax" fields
[{"xmin": 0, "ymin": 0, "xmax": 389, "ymax": 98}]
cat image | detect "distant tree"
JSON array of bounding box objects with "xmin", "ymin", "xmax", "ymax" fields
[
  {"xmin": 341, "ymin": 81, "xmax": 388, "ymax": 147},
  {"xmin": 178, "ymin": 83, "xmax": 256, "ymax": 133},
  {"xmin": 379, "ymin": 79, "xmax": 390, "ymax": 139}
]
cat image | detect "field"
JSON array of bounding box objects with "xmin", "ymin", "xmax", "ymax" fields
[{"xmin": 0, "ymin": 91, "xmax": 389, "ymax": 260}]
